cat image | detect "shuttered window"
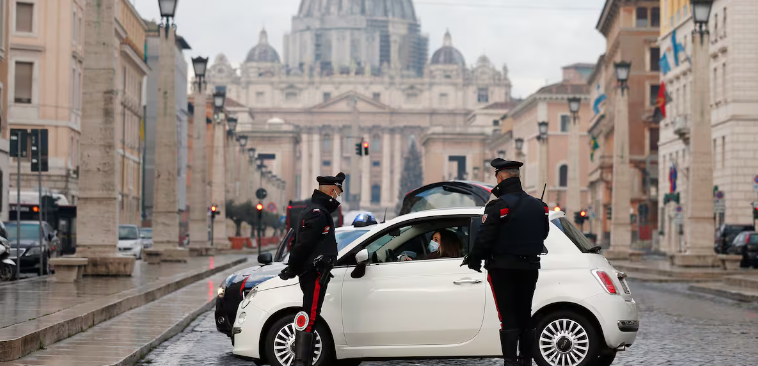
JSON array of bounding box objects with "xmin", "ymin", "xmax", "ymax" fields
[
  {"xmin": 14, "ymin": 62, "xmax": 33, "ymax": 104},
  {"xmin": 15, "ymin": 2, "xmax": 33, "ymax": 33}
]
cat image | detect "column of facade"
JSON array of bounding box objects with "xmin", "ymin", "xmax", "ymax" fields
[
  {"xmin": 211, "ymin": 119, "xmax": 230, "ymax": 249},
  {"xmin": 77, "ymin": 0, "xmax": 133, "ymax": 274},
  {"xmin": 189, "ymin": 93, "xmax": 209, "ymax": 252},
  {"xmin": 300, "ymin": 131, "xmax": 311, "ymax": 200},
  {"xmin": 152, "ymin": 27, "xmax": 185, "ymax": 262},
  {"xmin": 360, "ymin": 133, "xmax": 371, "ymax": 208},
  {"xmin": 606, "ymin": 89, "xmax": 632, "ymax": 259},
  {"xmin": 674, "ymin": 29, "xmax": 717, "ymax": 266},
  {"xmin": 392, "ymin": 130, "xmax": 402, "ymax": 204},
  {"xmin": 312, "ymin": 131, "xmax": 321, "ymax": 179},
  {"xmin": 567, "ymin": 113, "xmax": 581, "ymax": 219},
  {"xmin": 381, "ymin": 131, "xmax": 392, "ymax": 207},
  {"xmin": 332, "ymin": 131, "xmax": 342, "ymax": 175}
]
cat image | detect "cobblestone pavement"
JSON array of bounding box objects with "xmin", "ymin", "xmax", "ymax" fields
[{"xmin": 139, "ymin": 280, "xmax": 758, "ymax": 366}]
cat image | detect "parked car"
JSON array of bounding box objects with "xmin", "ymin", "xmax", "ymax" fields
[
  {"xmin": 215, "ymin": 226, "xmax": 373, "ymax": 339},
  {"xmin": 0, "ymin": 221, "xmax": 15, "ymax": 281},
  {"xmin": 727, "ymin": 231, "xmax": 758, "ymax": 268},
  {"xmin": 4, "ymin": 221, "xmax": 59, "ymax": 274},
  {"xmin": 232, "ymin": 208, "xmax": 638, "ymax": 366},
  {"xmin": 139, "ymin": 228, "xmax": 153, "ymax": 249},
  {"xmin": 117, "ymin": 225, "xmax": 143, "ymax": 259},
  {"xmin": 714, "ymin": 224, "xmax": 754, "ymax": 254}
]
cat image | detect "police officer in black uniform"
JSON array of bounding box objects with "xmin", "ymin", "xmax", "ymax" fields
[
  {"xmin": 279, "ymin": 172, "xmax": 345, "ymax": 366},
  {"xmin": 462, "ymin": 159, "xmax": 549, "ymax": 366}
]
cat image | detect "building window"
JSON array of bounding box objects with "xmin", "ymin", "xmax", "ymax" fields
[
  {"xmin": 722, "ymin": 8, "xmax": 727, "ymax": 37},
  {"xmin": 649, "ymin": 128, "xmax": 659, "ymax": 152},
  {"xmin": 371, "ymin": 184, "xmax": 381, "ymax": 204},
  {"xmin": 372, "ymin": 161, "xmax": 380, "ymax": 167},
  {"xmin": 256, "ymin": 92, "xmax": 265, "ymax": 103},
  {"xmin": 636, "ymin": 7, "xmax": 648, "ymax": 28},
  {"xmin": 560, "ymin": 115, "xmax": 570, "ymax": 132},
  {"xmin": 78, "ymin": 15, "xmax": 82, "ymax": 45},
  {"xmin": 322, "ymin": 134, "xmax": 332, "ymax": 152},
  {"xmin": 650, "ymin": 47, "xmax": 660, "ymax": 72},
  {"xmin": 406, "ymin": 92, "xmax": 418, "ymax": 104},
  {"xmin": 323, "ymin": 160, "xmax": 331, "ymax": 167},
  {"xmin": 14, "ymin": 61, "xmax": 33, "ymax": 104},
  {"xmin": 323, "ymin": 92, "xmax": 331, "ymax": 103},
  {"xmin": 72, "ymin": 8, "xmax": 76, "ymax": 44},
  {"xmin": 285, "ymin": 92, "xmax": 298, "ymax": 102},
  {"xmin": 15, "ymin": 2, "xmax": 33, "ymax": 33},
  {"xmin": 372, "ymin": 92, "xmax": 381, "ymax": 102},
  {"xmin": 371, "ymin": 134, "xmax": 381, "ymax": 153},
  {"xmin": 439, "ymin": 93, "xmax": 448, "ymax": 105},
  {"xmin": 492, "ymin": 119, "xmax": 500, "ymax": 126},
  {"xmin": 651, "ymin": 7, "xmax": 660, "ymax": 27},
  {"xmin": 477, "ymin": 88, "xmax": 489, "ymax": 103},
  {"xmin": 559, "ymin": 165, "xmax": 568, "ymax": 187},
  {"xmin": 650, "ymin": 85, "xmax": 660, "ymax": 107}
]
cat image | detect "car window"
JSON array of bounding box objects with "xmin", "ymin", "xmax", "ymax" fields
[
  {"xmin": 551, "ymin": 218, "xmax": 595, "ymax": 253},
  {"xmin": 140, "ymin": 229, "xmax": 153, "ymax": 239},
  {"xmin": 279, "ymin": 229, "xmax": 370, "ymax": 262},
  {"xmin": 750, "ymin": 234, "xmax": 758, "ymax": 245},
  {"xmin": 732, "ymin": 233, "xmax": 745, "ymax": 245},
  {"xmin": 118, "ymin": 226, "xmax": 139, "ymax": 240},
  {"xmin": 363, "ymin": 219, "xmax": 469, "ymax": 264},
  {"xmin": 5, "ymin": 223, "xmax": 41, "ymax": 241}
]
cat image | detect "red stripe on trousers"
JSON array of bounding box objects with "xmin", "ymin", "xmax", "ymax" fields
[
  {"xmin": 487, "ymin": 273, "xmax": 503, "ymax": 330},
  {"xmin": 306, "ymin": 275, "xmax": 322, "ymax": 332}
]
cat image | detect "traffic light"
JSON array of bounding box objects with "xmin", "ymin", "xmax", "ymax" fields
[
  {"xmin": 574, "ymin": 212, "xmax": 582, "ymax": 224},
  {"xmin": 580, "ymin": 210, "xmax": 587, "ymax": 218},
  {"xmin": 553, "ymin": 206, "xmax": 561, "ymax": 212},
  {"xmin": 211, "ymin": 205, "xmax": 220, "ymax": 220},
  {"xmin": 753, "ymin": 203, "xmax": 758, "ymax": 220},
  {"xmin": 363, "ymin": 141, "xmax": 369, "ymax": 156},
  {"xmin": 256, "ymin": 202, "xmax": 264, "ymax": 220},
  {"xmin": 355, "ymin": 139, "xmax": 363, "ymax": 156},
  {"xmin": 606, "ymin": 207, "xmax": 612, "ymax": 220}
]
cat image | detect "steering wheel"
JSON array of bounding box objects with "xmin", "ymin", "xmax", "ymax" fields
[{"xmin": 385, "ymin": 248, "xmax": 397, "ymax": 262}]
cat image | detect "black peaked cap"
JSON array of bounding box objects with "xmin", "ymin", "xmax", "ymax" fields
[
  {"xmin": 317, "ymin": 172, "xmax": 346, "ymax": 190},
  {"xmin": 491, "ymin": 158, "xmax": 523, "ymax": 173}
]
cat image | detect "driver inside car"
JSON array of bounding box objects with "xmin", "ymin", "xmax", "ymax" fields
[{"xmin": 400, "ymin": 230, "xmax": 463, "ymax": 261}]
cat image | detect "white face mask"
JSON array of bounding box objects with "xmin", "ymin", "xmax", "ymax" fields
[{"xmin": 428, "ymin": 240, "xmax": 440, "ymax": 253}]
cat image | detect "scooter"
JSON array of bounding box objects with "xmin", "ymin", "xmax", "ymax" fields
[{"xmin": 0, "ymin": 237, "xmax": 16, "ymax": 282}]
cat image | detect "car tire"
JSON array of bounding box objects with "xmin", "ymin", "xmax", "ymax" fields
[
  {"xmin": 0, "ymin": 263, "xmax": 16, "ymax": 281},
  {"xmin": 42, "ymin": 255, "xmax": 52, "ymax": 275},
  {"xmin": 534, "ymin": 310, "xmax": 601, "ymax": 366},
  {"xmin": 263, "ymin": 313, "xmax": 337, "ymax": 366}
]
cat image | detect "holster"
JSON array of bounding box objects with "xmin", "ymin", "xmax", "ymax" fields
[{"xmin": 312, "ymin": 255, "xmax": 335, "ymax": 287}]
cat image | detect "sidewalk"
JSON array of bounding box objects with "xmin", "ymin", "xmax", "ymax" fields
[
  {"xmin": 0, "ymin": 255, "xmax": 248, "ymax": 362},
  {"xmin": 610, "ymin": 257, "xmax": 747, "ymax": 282},
  {"xmin": 689, "ymin": 274, "xmax": 758, "ymax": 302}
]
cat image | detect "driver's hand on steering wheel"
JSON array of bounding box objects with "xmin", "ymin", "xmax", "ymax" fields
[{"xmin": 399, "ymin": 254, "xmax": 413, "ymax": 261}]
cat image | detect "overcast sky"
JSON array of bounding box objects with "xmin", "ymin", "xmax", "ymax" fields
[{"xmin": 132, "ymin": 0, "xmax": 607, "ymax": 98}]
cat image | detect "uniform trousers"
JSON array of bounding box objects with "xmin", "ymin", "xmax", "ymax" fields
[
  {"xmin": 487, "ymin": 269, "xmax": 539, "ymax": 330},
  {"xmin": 298, "ymin": 271, "xmax": 331, "ymax": 333}
]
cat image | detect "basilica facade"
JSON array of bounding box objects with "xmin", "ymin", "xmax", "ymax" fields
[{"xmin": 206, "ymin": 0, "xmax": 516, "ymax": 213}]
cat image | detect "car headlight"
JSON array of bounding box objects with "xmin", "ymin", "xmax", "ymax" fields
[
  {"xmin": 238, "ymin": 312, "xmax": 247, "ymax": 325},
  {"xmin": 24, "ymin": 247, "xmax": 41, "ymax": 256},
  {"xmin": 241, "ymin": 286, "xmax": 258, "ymax": 309},
  {"xmin": 217, "ymin": 287, "xmax": 225, "ymax": 298}
]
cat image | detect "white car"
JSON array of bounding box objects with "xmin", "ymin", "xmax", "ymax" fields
[
  {"xmin": 232, "ymin": 208, "xmax": 638, "ymax": 366},
  {"xmin": 117, "ymin": 225, "xmax": 143, "ymax": 259}
]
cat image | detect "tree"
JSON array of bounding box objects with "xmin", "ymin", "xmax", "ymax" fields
[
  {"xmin": 395, "ymin": 140, "xmax": 423, "ymax": 214},
  {"xmin": 226, "ymin": 200, "xmax": 254, "ymax": 237}
]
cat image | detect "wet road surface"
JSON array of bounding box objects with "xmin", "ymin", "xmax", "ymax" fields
[{"xmin": 138, "ymin": 280, "xmax": 758, "ymax": 366}]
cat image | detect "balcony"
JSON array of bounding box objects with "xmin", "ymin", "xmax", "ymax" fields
[{"xmin": 673, "ymin": 115, "xmax": 690, "ymax": 144}]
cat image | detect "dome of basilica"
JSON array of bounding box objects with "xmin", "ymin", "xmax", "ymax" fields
[
  {"xmin": 297, "ymin": 0, "xmax": 417, "ymax": 22},
  {"xmin": 430, "ymin": 31, "xmax": 465, "ymax": 66},
  {"xmin": 245, "ymin": 29, "xmax": 281, "ymax": 64}
]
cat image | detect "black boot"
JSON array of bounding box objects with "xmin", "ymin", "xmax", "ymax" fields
[
  {"xmin": 518, "ymin": 328, "xmax": 536, "ymax": 366},
  {"xmin": 499, "ymin": 329, "xmax": 520, "ymax": 365},
  {"xmin": 293, "ymin": 330, "xmax": 314, "ymax": 366}
]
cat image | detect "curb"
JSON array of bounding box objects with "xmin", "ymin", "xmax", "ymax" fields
[
  {"xmin": 688, "ymin": 283, "xmax": 758, "ymax": 303},
  {"xmin": 0, "ymin": 257, "xmax": 248, "ymax": 362}
]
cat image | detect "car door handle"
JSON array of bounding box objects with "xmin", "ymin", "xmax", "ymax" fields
[{"xmin": 454, "ymin": 279, "xmax": 482, "ymax": 285}]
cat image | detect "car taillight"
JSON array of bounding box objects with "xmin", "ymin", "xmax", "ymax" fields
[
  {"xmin": 592, "ymin": 270, "xmax": 618, "ymax": 294},
  {"xmin": 746, "ymin": 235, "xmax": 751, "ymax": 244}
]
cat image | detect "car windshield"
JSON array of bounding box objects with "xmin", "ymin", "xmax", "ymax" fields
[
  {"xmin": 4, "ymin": 223, "xmax": 41, "ymax": 241},
  {"xmin": 551, "ymin": 217, "xmax": 596, "ymax": 253},
  {"xmin": 280, "ymin": 229, "xmax": 370, "ymax": 262},
  {"xmin": 140, "ymin": 229, "xmax": 153, "ymax": 239},
  {"xmin": 749, "ymin": 234, "xmax": 758, "ymax": 244},
  {"xmin": 119, "ymin": 226, "xmax": 139, "ymax": 240}
]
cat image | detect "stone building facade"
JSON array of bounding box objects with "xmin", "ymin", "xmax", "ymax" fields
[
  {"xmin": 657, "ymin": 0, "xmax": 758, "ymax": 255},
  {"xmin": 0, "ymin": 0, "xmax": 10, "ymax": 220},
  {"xmin": 206, "ymin": 0, "xmax": 513, "ymax": 213},
  {"xmin": 587, "ymin": 0, "xmax": 661, "ymax": 247}
]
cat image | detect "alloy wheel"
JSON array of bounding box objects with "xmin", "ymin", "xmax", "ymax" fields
[
  {"xmin": 539, "ymin": 318, "xmax": 590, "ymax": 366},
  {"xmin": 0, "ymin": 264, "xmax": 12, "ymax": 281},
  {"xmin": 273, "ymin": 323, "xmax": 322, "ymax": 366}
]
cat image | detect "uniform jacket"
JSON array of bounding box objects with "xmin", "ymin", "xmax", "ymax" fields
[
  {"xmin": 288, "ymin": 190, "xmax": 340, "ymax": 275},
  {"xmin": 470, "ymin": 177, "xmax": 549, "ymax": 270}
]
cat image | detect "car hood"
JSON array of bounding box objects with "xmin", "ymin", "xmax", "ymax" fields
[{"xmin": 224, "ymin": 262, "xmax": 287, "ymax": 288}]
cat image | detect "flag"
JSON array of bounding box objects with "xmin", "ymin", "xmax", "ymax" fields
[
  {"xmin": 659, "ymin": 53, "xmax": 672, "ymax": 75},
  {"xmin": 671, "ymin": 30, "xmax": 691, "ymax": 67},
  {"xmin": 590, "ymin": 135, "xmax": 600, "ymax": 162},
  {"xmin": 592, "ymin": 83, "xmax": 607, "ymax": 115},
  {"xmin": 656, "ymin": 82, "xmax": 667, "ymax": 118},
  {"xmin": 668, "ymin": 163, "xmax": 677, "ymax": 193}
]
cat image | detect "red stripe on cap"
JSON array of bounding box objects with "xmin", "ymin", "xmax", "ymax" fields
[{"xmin": 500, "ymin": 208, "xmax": 509, "ymax": 216}]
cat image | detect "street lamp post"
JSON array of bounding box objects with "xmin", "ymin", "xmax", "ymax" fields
[
  {"xmin": 189, "ymin": 55, "xmax": 211, "ymax": 253},
  {"xmin": 673, "ymin": 0, "xmax": 717, "ymax": 266},
  {"xmin": 210, "ymin": 87, "xmax": 231, "ymax": 249},
  {"xmin": 567, "ymin": 97, "xmax": 582, "ymax": 223},
  {"xmin": 537, "ymin": 121, "xmax": 549, "ymax": 201},
  {"xmin": 606, "ymin": 61, "xmax": 634, "ymax": 259},
  {"xmin": 151, "ymin": 0, "xmax": 187, "ymax": 262}
]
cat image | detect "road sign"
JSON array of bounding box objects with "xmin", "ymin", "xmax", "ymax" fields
[
  {"xmin": 754, "ymin": 175, "xmax": 758, "ymax": 192},
  {"xmin": 714, "ymin": 199, "xmax": 726, "ymax": 213},
  {"xmin": 715, "ymin": 191, "xmax": 724, "ymax": 200},
  {"xmin": 267, "ymin": 202, "xmax": 277, "ymax": 213},
  {"xmin": 256, "ymin": 188, "xmax": 268, "ymax": 200},
  {"xmin": 674, "ymin": 212, "xmax": 684, "ymax": 225},
  {"xmin": 676, "ymin": 205, "xmax": 682, "ymax": 213}
]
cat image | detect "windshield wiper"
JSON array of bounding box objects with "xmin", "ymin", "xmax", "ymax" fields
[{"xmin": 587, "ymin": 246, "xmax": 602, "ymax": 254}]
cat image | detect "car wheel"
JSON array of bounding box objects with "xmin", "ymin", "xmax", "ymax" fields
[
  {"xmin": 43, "ymin": 255, "xmax": 52, "ymax": 275},
  {"xmin": 0, "ymin": 263, "xmax": 15, "ymax": 281},
  {"xmin": 264, "ymin": 314, "xmax": 336, "ymax": 366},
  {"xmin": 534, "ymin": 310, "xmax": 601, "ymax": 366}
]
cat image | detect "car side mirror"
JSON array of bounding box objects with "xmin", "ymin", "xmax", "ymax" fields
[
  {"xmin": 355, "ymin": 249, "xmax": 369, "ymax": 264},
  {"xmin": 351, "ymin": 249, "xmax": 370, "ymax": 279},
  {"xmin": 257, "ymin": 252, "xmax": 273, "ymax": 265}
]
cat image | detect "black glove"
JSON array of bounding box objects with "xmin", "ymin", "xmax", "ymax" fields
[
  {"xmin": 278, "ymin": 267, "xmax": 296, "ymax": 280},
  {"xmin": 460, "ymin": 255, "xmax": 482, "ymax": 273}
]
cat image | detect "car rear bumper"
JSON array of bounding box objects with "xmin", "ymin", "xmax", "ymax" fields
[{"xmin": 580, "ymin": 293, "xmax": 639, "ymax": 349}]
